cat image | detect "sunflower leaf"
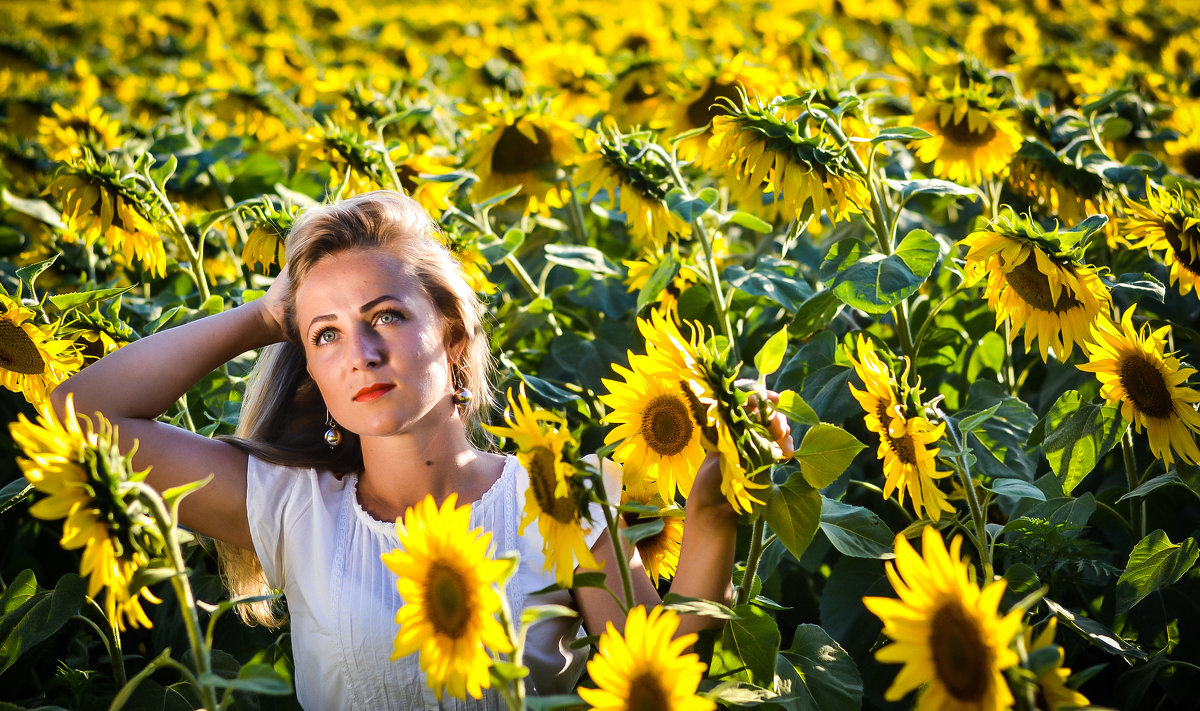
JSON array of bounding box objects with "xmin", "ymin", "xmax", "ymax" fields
[
  {"xmin": 0, "ymin": 572, "xmax": 85, "ymax": 674},
  {"xmin": 796, "ymin": 424, "xmax": 864, "ymax": 489},
  {"xmin": 711, "ymin": 604, "xmax": 779, "ymax": 685},
  {"xmin": 764, "ymin": 474, "xmax": 822, "ymax": 560},
  {"xmin": 819, "ymin": 498, "xmax": 894, "ymax": 559},
  {"xmin": 753, "ymin": 326, "xmax": 790, "ymax": 378},
  {"xmin": 619, "ymin": 518, "xmax": 664, "ymax": 545},
  {"xmin": 634, "ymin": 250, "xmax": 679, "ymax": 314},
  {"xmin": 776, "ymin": 624, "xmax": 863, "ymax": 711},
  {"xmin": 520, "ymin": 604, "xmax": 577, "ymax": 627},
  {"xmin": 1039, "ymin": 391, "xmax": 1127, "ymax": 495},
  {"xmin": 15, "ymin": 254, "xmax": 59, "ymax": 293},
  {"xmin": 665, "ymin": 187, "xmax": 717, "ymax": 222},
  {"xmin": 726, "ymin": 210, "xmax": 772, "ymax": 233},
  {"xmin": 661, "ymin": 593, "xmax": 738, "ymax": 620},
  {"xmin": 1044, "ymin": 597, "xmax": 1147, "ymax": 660},
  {"xmin": 871, "ymin": 126, "xmax": 932, "ymax": 144},
  {"xmin": 885, "ymin": 178, "xmax": 976, "ymax": 205},
  {"xmin": 544, "ymin": 244, "xmax": 620, "ymax": 277},
  {"xmin": 47, "ymin": 286, "xmax": 134, "ymax": 314},
  {"xmin": 1, "ymin": 189, "xmax": 64, "ymax": 230},
  {"xmin": 0, "ymin": 478, "xmax": 32, "ymax": 516},
  {"xmin": 1115, "ymin": 530, "xmax": 1199, "ymax": 614},
  {"xmin": 774, "ymin": 390, "xmax": 819, "ymax": 426},
  {"xmin": 819, "ymin": 230, "xmax": 940, "ymax": 315}
]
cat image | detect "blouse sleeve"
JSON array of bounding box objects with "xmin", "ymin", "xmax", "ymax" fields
[{"xmin": 244, "ymin": 454, "xmax": 311, "ymax": 590}]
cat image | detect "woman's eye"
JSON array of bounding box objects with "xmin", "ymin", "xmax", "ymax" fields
[
  {"xmin": 375, "ymin": 310, "xmax": 402, "ymax": 326},
  {"xmin": 312, "ymin": 328, "xmax": 337, "ymax": 345}
]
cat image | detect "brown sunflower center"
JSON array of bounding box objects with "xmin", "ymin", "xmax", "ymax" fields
[
  {"xmin": 490, "ymin": 122, "xmax": 552, "ymax": 175},
  {"xmin": 1003, "ymin": 255, "xmax": 1081, "ymax": 313},
  {"xmin": 1182, "ymin": 148, "xmax": 1200, "ymax": 180},
  {"xmin": 939, "ymin": 112, "xmax": 998, "ymax": 148},
  {"xmin": 1162, "ymin": 222, "xmax": 1200, "ymax": 277},
  {"xmin": 686, "ymin": 80, "xmax": 739, "ymax": 129},
  {"xmin": 425, "ymin": 562, "xmax": 472, "ymax": 638},
  {"xmin": 0, "ymin": 319, "xmax": 46, "ymax": 374},
  {"xmin": 875, "ymin": 400, "xmax": 918, "ymax": 465},
  {"xmin": 640, "ymin": 393, "xmax": 694, "ymax": 457},
  {"xmin": 981, "ymin": 26, "xmax": 1017, "ymax": 64},
  {"xmin": 626, "ymin": 670, "xmax": 670, "ymax": 711},
  {"xmin": 527, "ymin": 447, "xmax": 578, "ymax": 523},
  {"xmin": 929, "ymin": 597, "xmax": 992, "ymax": 702},
  {"xmin": 1118, "ymin": 354, "xmax": 1175, "ymax": 418}
]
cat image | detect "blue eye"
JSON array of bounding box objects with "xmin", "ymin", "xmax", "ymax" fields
[
  {"xmin": 375, "ymin": 310, "xmax": 403, "ymax": 326},
  {"xmin": 311, "ymin": 328, "xmax": 337, "ymax": 346}
]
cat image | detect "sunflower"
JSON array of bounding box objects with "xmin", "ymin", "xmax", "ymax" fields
[
  {"xmin": 0, "ymin": 293, "xmax": 83, "ymax": 406},
  {"xmin": 382, "ymin": 493, "xmax": 513, "ymax": 701},
  {"xmin": 574, "ymin": 130, "xmax": 690, "ymax": 251},
  {"xmin": 846, "ymin": 334, "xmax": 954, "ymax": 521},
  {"xmin": 1163, "ymin": 101, "xmax": 1200, "ymax": 180},
  {"xmin": 1007, "ymin": 141, "xmax": 1116, "ymax": 242},
  {"xmin": 863, "ymin": 526, "xmax": 1023, "ymax": 711},
  {"xmin": 241, "ymin": 201, "xmax": 300, "ymax": 273},
  {"xmin": 961, "ymin": 211, "xmax": 1111, "ymax": 362},
  {"xmin": 36, "ymin": 102, "xmax": 122, "ymax": 163},
  {"xmin": 964, "ymin": 5, "xmax": 1040, "ymax": 68},
  {"xmin": 462, "ymin": 101, "xmax": 584, "ymax": 216},
  {"xmin": 12, "ymin": 395, "xmax": 159, "ymax": 630},
  {"xmin": 911, "ymin": 85, "xmax": 1023, "ymax": 185},
  {"xmin": 1124, "ymin": 183, "xmax": 1200, "ymax": 299},
  {"xmin": 600, "ymin": 354, "xmax": 705, "ymax": 503},
  {"xmin": 579, "ymin": 605, "xmax": 715, "ymax": 711},
  {"xmin": 621, "ymin": 472, "xmax": 684, "ymax": 586},
  {"xmin": 1077, "ymin": 307, "xmax": 1200, "ymax": 467},
  {"xmin": 702, "ymin": 93, "xmax": 869, "ymax": 224},
  {"xmin": 622, "ymin": 249, "xmax": 700, "ymax": 313},
  {"xmin": 484, "ymin": 386, "xmax": 599, "ymax": 586},
  {"xmin": 391, "ymin": 141, "xmax": 457, "ymax": 219},
  {"xmin": 608, "ymin": 60, "xmax": 670, "ymax": 130},
  {"xmin": 1024, "ymin": 618, "xmax": 1090, "ymax": 711},
  {"xmin": 46, "ymin": 166, "xmax": 167, "ymax": 278}
]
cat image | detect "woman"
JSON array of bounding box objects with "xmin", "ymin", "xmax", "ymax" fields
[{"xmin": 51, "ymin": 191, "xmax": 790, "ymax": 709}]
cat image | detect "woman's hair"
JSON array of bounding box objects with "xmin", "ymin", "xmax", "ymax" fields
[{"xmin": 216, "ymin": 190, "xmax": 494, "ymax": 626}]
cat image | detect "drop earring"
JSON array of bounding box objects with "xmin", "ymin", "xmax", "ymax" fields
[
  {"xmin": 324, "ymin": 411, "xmax": 342, "ymax": 449},
  {"xmin": 452, "ymin": 386, "xmax": 473, "ymax": 408}
]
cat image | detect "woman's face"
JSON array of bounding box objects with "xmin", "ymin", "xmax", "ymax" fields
[{"xmin": 293, "ymin": 248, "xmax": 461, "ymax": 441}]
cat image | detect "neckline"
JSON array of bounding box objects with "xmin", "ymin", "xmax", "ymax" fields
[{"xmin": 347, "ymin": 454, "xmax": 516, "ymax": 532}]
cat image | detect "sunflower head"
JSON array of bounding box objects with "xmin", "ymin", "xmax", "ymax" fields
[
  {"xmin": 1124, "ymin": 182, "xmax": 1200, "ymax": 299},
  {"xmin": 911, "ymin": 83, "xmax": 1023, "ymax": 184},
  {"xmin": 36, "ymin": 101, "xmax": 122, "ymax": 163},
  {"xmin": 0, "ymin": 292, "xmax": 83, "ymax": 406},
  {"xmin": 382, "ymin": 493, "xmax": 514, "ymax": 700},
  {"xmin": 1023, "ymin": 617, "xmax": 1091, "ymax": 711},
  {"xmin": 1007, "ymin": 140, "xmax": 1116, "ymax": 239},
  {"xmin": 11, "ymin": 394, "xmax": 160, "ymax": 629},
  {"xmin": 240, "ymin": 200, "xmax": 301, "ymax": 273}
]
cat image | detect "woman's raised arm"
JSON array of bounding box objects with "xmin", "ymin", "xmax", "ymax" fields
[{"xmin": 50, "ymin": 273, "xmax": 291, "ymax": 549}]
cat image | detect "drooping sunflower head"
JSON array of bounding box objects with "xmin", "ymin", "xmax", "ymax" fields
[
  {"xmin": 389, "ymin": 140, "xmax": 458, "ymax": 219},
  {"xmin": 36, "ymin": 101, "xmax": 122, "ymax": 163},
  {"xmin": 1077, "ymin": 307, "xmax": 1200, "ymax": 466},
  {"xmin": 1124, "ymin": 182, "xmax": 1200, "ymax": 299},
  {"xmin": 295, "ymin": 120, "xmax": 387, "ymax": 184},
  {"xmin": 240, "ymin": 200, "xmax": 301, "ymax": 273},
  {"xmin": 621, "ymin": 248, "xmax": 701, "ymax": 313},
  {"xmin": 702, "ymin": 91, "xmax": 869, "ymax": 224},
  {"xmin": 11, "ymin": 394, "xmax": 159, "ymax": 629},
  {"xmin": 1007, "ymin": 140, "xmax": 1116, "ymax": 242},
  {"xmin": 965, "ymin": 4, "xmax": 1041, "ymax": 68},
  {"xmin": 484, "ymin": 386, "xmax": 598, "ymax": 585},
  {"xmin": 619, "ymin": 464, "xmax": 684, "ymax": 587},
  {"xmin": 579, "ymin": 605, "xmax": 716, "ymax": 711},
  {"xmin": 1023, "ymin": 617, "xmax": 1091, "ymax": 711},
  {"xmin": 911, "ymin": 83, "xmax": 1023, "ymax": 185},
  {"xmin": 961, "ymin": 209, "xmax": 1111, "ymax": 361},
  {"xmin": 600, "ymin": 352, "xmax": 705, "ymax": 503},
  {"xmin": 0, "ymin": 293, "xmax": 83, "ymax": 406},
  {"xmin": 382, "ymin": 493, "xmax": 514, "ymax": 701},
  {"xmin": 574, "ymin": 128, "xmax": 691, "ymax": 250},
  {"xmin": 864, "ymin": 526, "xmax": 1023, "ymax": 711}
]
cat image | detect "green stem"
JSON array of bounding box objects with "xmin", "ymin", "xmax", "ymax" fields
[
  {"xmin": 109, "ymin": 652, "xmax": 177, "ymax": 711},
  {"xmin": 945, "ymin": 421, "xmax": 993, "ymax": 581},
  {"xmin": 598, "ymin": 478, "xmax": 636, "ymax": 612},
  {"xmin": 494, "ymin": 583, "xmax": 526, "ymax": 711},
  {"xmin": 1122, "ymin": 429, "xmax": 1144, "ymax": 540},
  {"xmin": 567, "ymin": 180, "xmax": 590, "ymax": 244},
  {"xmin": 74, "ymin": 605, "xmax": 126, "ymax": 688},
  {"xmin": 137, "ymin": 174, "xmax": 211, "ymax": 302},
  {"xmin": 735, "ymin": 518, "xmax": 766, "ymax": 607}
]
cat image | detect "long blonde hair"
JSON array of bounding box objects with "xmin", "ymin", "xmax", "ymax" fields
[{"xmin": 216, "ymin": 191, "xmax": 494, "ymax": 626}]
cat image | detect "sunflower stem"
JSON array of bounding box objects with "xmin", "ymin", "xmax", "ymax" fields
[
  {"xmin": 735, "ymin": 518, "xmax": 766, "ymax": 607},
  {"xmin": 596, "ymin": 474, "xmax": 637, "ymax": 611},
  {"xmin": 1121, "ymin": 429, "xmax": 1145, "ymax": 540},
  {"xmin": 944, "ymin": 420, "xmax": 993, "ymax": 582},
  {"xmin": 74, "ymin": 605, "xmax": 126, "ymax": 688},
  {"xmin": 135, "ymin": 172, "xmax": 211, "ymax": 303},
  {"xmin": 566, "ymin": 180, "xmax": 590, "ymax": 244},
  {"xmin": 494, "ymin": 584, "xmax": 526, "ymax": 711}
]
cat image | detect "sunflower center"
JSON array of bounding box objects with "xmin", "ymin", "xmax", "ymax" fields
[
  {"xmin": 875, "ymin": 400, "xmax": 918, "ymax": 465},
  {"xmin": 1118, "ymin": 354, "xmax": 1175, "ymax": 418},
  {"xmin": 1003, "ymin": 255, "xmax": 1081, "ymax": 313},
  {"xmin": 640, "ymin": 394, "xmax": 694, "ymax": 457},
  {"xmin": 424, "ymin": 562, "xmax": 473, "ymax": 638},
  {"xmin": 1182, "ymin": 148, "xmax": 1200, "ymax": 180},
  {"xmin": 490, "ymin": 122, "xmax": 552, "ymax": 175},
  {"xmin": 0, "ymin": 319, "xmax": 47, "ymax": 374},
  {"xmin": 527, "ymin": 447, "xmax": 578, "ymax": 523},
  {"xmin": 940, "ymin": 112, "xmax": 998, "ymax": 148},
  {"xmin": 981, "ymin": 26, "xmax": 1017, "ymax": 64},
  {"xmin": 1162, "ymin": 222, "xmax": 1200, "ymax": 277},
  {"xmin": 626, "ymin": 671, "xmax": 670, "ymax": 711},
  {"xmin": 929, "ymin": 597, "xmax": 992, "ymax": 702},
  {"xmin": 686, "ymin": 79, "xmax": 739, "ymax": 129}
]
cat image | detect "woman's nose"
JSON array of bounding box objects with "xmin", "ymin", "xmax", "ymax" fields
[{"xmin": 350, "ymin": 328, "xmax": 385, "ymax": 369}]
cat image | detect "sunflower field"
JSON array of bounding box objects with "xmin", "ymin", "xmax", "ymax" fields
[{"xmin": 3, "ymin": 0, "xmax": 1200, "ymax": 708}]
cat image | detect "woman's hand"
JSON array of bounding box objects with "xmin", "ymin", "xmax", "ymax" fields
[{"xmin": 257, "ymin": 264, "xmax": 291, "ymax": 342}]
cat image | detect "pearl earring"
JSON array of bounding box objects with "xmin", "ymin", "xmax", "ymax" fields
[{"xmin": 324, "ymin": 411, "xmax": 342, "ymax": 448}]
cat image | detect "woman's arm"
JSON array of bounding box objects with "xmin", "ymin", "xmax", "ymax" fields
[{"xmin": 50, "ymin": 277, "xmax": 290, "ymax": 549}]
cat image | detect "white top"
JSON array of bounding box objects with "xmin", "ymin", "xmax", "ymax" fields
[{"xmin": 245, "ymin": 453, "xmax": 614, "ymax": 710}]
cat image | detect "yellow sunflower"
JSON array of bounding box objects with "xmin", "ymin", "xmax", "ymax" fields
[
  {"xmin": 36, "ymin": 102, "xmax": 122, "ymax": 163},
  {"xmin": 1124, "ymin": 183, "xmax": 1200, "ymax": 298},
  {"xmin": 1077, "ymin": 307, "xmax": 1200, "ymax": 467},
  {"xmin": 12, "ymin": 395, "xmax": 159, "ymax": 630},
  {"xmin": 1024, "ymin": 618, "xmax": 1090, "ymax": 711},
  {"xmin": 964, "ymin": 5, "xmax": 1041, "ymax": 68},
  {"xmin": 1007, "ymin": 143, "xmax": 1117, "ymax": 243},
  {"xmin": 621, "ymin": 476, "xmax": 684, "ymax": 587},
  {"xmin": 579, "ymin": 605, "xmax": 715, "ymax": 711},
  {"xmin": 863, "ymin": 526, "xmax": 1023, "ymax": 711},
  {"xmin": 961, "ymin": 212, "xmax": 1111, "ymax": 362},
  {"xmin": 391, "ymin": 142, "xmax": 457, "ymax": 220},
  {"xmin": 911, "ymin": 86, "xmax": 1023, "ymax": 185},
  {"xmin": 46, "ymin": 169, "xmax": 167, "ymax": 278},
  {"xmin": 0, "ymin": 293, "xmax": 83, "ymax": 406},
  {"xmin": 846, "ymin": 334, "xmax": 954, "ymax": 521},
  {"xmin": 382, "ymin": 493, "xmax": 513, "ymax": 701},
  {"xmin": 462, "ymin": 102, "xmax": 584, "ymax": 216},
  {"xmin": 622, "ymin": 249, "xmax": 700, "ymax": 313},
  {"xmin": 600, "ymin": 354, "xmax": 705, "ymax": 503},
  {"xmin": 484, "ymin": 386, "xmax": 599, "ymax": 586}
]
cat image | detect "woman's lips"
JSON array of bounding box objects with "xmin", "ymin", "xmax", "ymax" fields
[{"xmin": 353, "ymin": 384, "xmax": 395, "ymax": 402}]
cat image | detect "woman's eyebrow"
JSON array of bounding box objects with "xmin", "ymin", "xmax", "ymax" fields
[{"xmin": 306, "ymin": 295, "xmax": 403, "ymax": 331}]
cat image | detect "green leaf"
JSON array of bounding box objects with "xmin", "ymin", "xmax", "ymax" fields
[
  {"xmin": 480, "ymin": 227, "xmax": 526, "ymax": 265},
  {"xmin": 983, "ymin": 477, "xmax": 1046, "ymax": 501},
  {"xmin": 476, "ymin": 184, "xmax": 522, "ymax": 210},
  {"xmin": 1025, "ymin": 493, "xmax": 1096, "ymax": 532},
  {"xmin": 796, "ymin": 424, "xmax": 864, "ymax": 489},
  {"xmin": 161, "ymin": 475, "xmax": 213, "ymax": 507},
  {"xmin": 870, "ymin": 126, "xmax": 932, "ymax": 144},
  {"xmin": 764, "ymin": 474, "xmax": 822, "ymax": 560},
  {"xmin": 665, "ymin": 187, "xmax": 717, "ymax": 222},
  {"xmin": 520, "ymin": 604, "xmax": 577, "ymax": 627},
  {"xmin": 47, "ymin": 286, "xmax": 135, "ymax": 314},
  {"xmin": 0, "ymin": 570, "xmax": 38, "ymax": 616},
  {"xmin": 1109, "ymin": 273, "xmax": 1165, "ymax": 303},
  {"xmin": 16, "ymin": 255, "xmax": 58, "ymax": 291},
  {"xmin": 198, "ymin": 663, "xmax": 293, "ymax": 695},
  {"xmin": 525, "ymin": 694, "xmax": 587, "ymax": 711},
  {"xmin": 635, "ymin": 250, "xmax": 679, "ymax": 313},
  {"xmin": 0, "ymin": 478, "xmax": 32, "ymax": 516},
  {"xmin": 1041, "ymin": 391, "xmax": 1127, "ymax": 494},
  {"xmin": 1117, "ymin": 472, "xmax": 1185, "ymax": 503},
  {"xmin": 775, "ymin": 390, "xmax": 819, "ymax": 426},
  {"xmin": 528, "ymin": 571, "xmax": 607, "ymax": 596},
  {"xmin": 0, "ymin": 573, "xmax": 85, "ymax": 674},
  {"xmin": 726, "ymin": 210, "xmax": 772, "ymax": 233},
  {"xmin": 1115, "ymin": 530, "xmax": 1199, "ymax": 614},
  {"xmin": 544, "ymin": 244, "xmax": 620, "ymax": 277},
  {"xmin": 1043, "ymin": 598, "xmax": 1147, "ymax": 660},
  {"xmin": 754, "ymin": 326, "xmax": 790, "ymax": 378},
  {"xmin": 819, "ymin": 230, "xmax": 941, "ymax": 314},
  {"xmin": 819, "ymin": 498, "xmax": 894, "ymax": 559},
  {"xmin": 726, "ymin": 259, "xmax": 814, "ymax": 312},
  {"xmin": 886, "ymin": 178, "xmax": 976, "ymax": 203},
  {"xmin": 619, "ymin": 518, "xmax": 665, "ymax": 545},
  {"xmin": 711, "ymin": 604, "xmax": 780, "ymax": 685},
  {"xmin": 777, "ymin": 624, "xmax": 863, "ymax": 711},
  {"xmin": 788, "ymin": 289, "xmax": 842, "ymax": 341},
  {"xmin": 661, "ymin": 593, "xmax": 738, "ymax": 620}
]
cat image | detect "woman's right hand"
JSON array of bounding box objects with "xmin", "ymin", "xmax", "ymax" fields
[{"xmin": 257, "ymin": 264, "xmax": 291, "ymax": 342}]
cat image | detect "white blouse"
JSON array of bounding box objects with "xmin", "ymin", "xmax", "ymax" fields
[{"xmin": 245, "ymin": 454, "xmax": 614, "ymax": 710}]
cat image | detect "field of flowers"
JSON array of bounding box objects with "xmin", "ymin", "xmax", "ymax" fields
[{"xmin": 2, "ymin": 0, "xmax": 1200, "ymax": 708}]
